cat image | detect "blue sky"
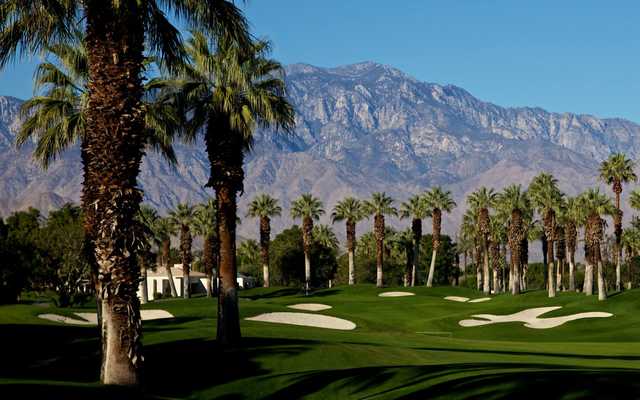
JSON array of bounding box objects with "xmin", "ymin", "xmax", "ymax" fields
[{"xmin": 2, "ymin": 1, "xmax": 639, "ymax": 121}]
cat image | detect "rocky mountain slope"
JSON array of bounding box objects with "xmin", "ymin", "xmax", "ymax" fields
[{"xmin": 1, "ymin": 62, "xmax": 637, "ymax": 250}]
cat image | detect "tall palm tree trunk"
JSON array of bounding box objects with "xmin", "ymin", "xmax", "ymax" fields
[
  {"xmin": 260, "ymin": 216, "xmax": 271, "ymax": 288},
  {"xmin": 482, "ymin": 238, "xmax": 490, "ymax": 294},
  {"xmin": 180, "ymin": 225, "xmax": 192, "ymax": 299},
  {"xmin": 475, "ymin": 243, "xmax": 482, "ymax": 291},
  {"xmin": 596, "ymin": 243, "xmax": 607, "ymax": 300},
  {"xmin": 302, "ymin": 216, "xmax": 313, "ymax": 292},
  {"xmin": 216, "ymin": 185, "xmax": 241, "ymax": 344},
  {"xmin": 614, "ymin": 190, "xmax": 623, "ymax": 291},
  {"xmin": 162, "ymin": 239, "xmax": 178, "ymax": 297},
  {"xmin": 208, "ymin": 121, "xmax": 243, "ymax": 346},
  {"xmin": 411, "ymin": 218, "xmax": 422, "ymax": 287},
  {"xmin": 346, "ymin": 220, "xmax": 356, "ymax": 285},
  {"xmin": 80, "ymin": 143, "xmax": 102, "ymax": 339},
  {"xmin": 491, "ymin": 241, "xmax": 499, "ymax": 294},
  {"xmin": 584, "ymin": 242, "xmax": 594, "ymax": 295},
  {"xmin": 374, "ymin": 214, "xmax": 384, "ymax": 288},
  {"xmin": 85, "ymin": 1, "xmax": 145, "ymax": 385},
  {"xmin": 541, "ymin": 235, "xmax": 548, "ymax": 287},
  {"xmin": 427, "ymin": 210, "xmax": 440, "ymax": 287},
  {"xmin": 544, "ymin": 211, "xmax": 556, "ymax": 298},
  {"xmin": 520, "ymin": 237, "xmax": 528, "ymax": 291},
  {"xmin": 203, "ymin": 234, "xmax": 215, "ymax": 297},
  {"xmin": 547, "ymin": 242, "xmax": 556, "ymax": 297}
]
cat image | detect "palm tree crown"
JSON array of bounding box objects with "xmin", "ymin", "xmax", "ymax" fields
[
  {"xmin": 363, "ymin": 192, "xmax": 398, "ymax": 217},
  {"xmin": 16, "ymin": 30, "xmax": 179, "ymax": 168},
  {"xmin": 599, "ymin": 153, "xmax": 637, "ymax": 197},
  {"xmin": 291, "ymin": 194, "xmax": 325, "ymax": 221},
  {"xmin": 313, "ymin": 224, "xmax": 339, "ymax": 250},
  {"xmin": 424, "ymin": 187, "xmax": 457, "ymax": 214},
  {"xmin": 331, "ymin": 197, "xmax": 366, "ymax": 224},
  {"xmin": 399, "ymin": 195, "xmax": 429, "ymax": 221},
  {"xmin": 247, "ymin": 194, "xmax": 282, "ymax": 219}
]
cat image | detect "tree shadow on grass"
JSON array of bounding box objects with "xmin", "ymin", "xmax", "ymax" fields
[
  {"xmin": 254, "ymin": 364, "xmax": 640, "ymax": 400},
  {"xmin": 143, "ymin": 336, "xmax": 319, "ymax": 398},
  {"xmin": 0, "ymin": 324, "xmax": 100, "ymax": 382},
  {"xmin": 412, "ymin": 345, "xmax": 640, "ymax": 362}
]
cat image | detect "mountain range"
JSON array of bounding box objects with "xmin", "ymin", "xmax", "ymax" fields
[{"xmin": 1, "ymin": 61, "xmax": 638, "ymax": 252}]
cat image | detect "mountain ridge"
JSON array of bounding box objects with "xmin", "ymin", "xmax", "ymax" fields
[{"xmin": 0, "ymin": 61, "xmax": 636, "ymax": 252}]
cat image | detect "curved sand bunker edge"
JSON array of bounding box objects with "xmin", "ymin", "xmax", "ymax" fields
[
  {"xmin": 459, "ymin": 306, "xmax": 613, "ymax": 329},
  {"xmin": 38, "ymin": 309, "xmax": 175, "ymax": 325},
  {"xmin": 246, "ymin": 312, "xmax": 356, "ymax": 330},
  {"xmin": 287, "ymin": 303, "xmax": 333, "ymax": 311},
  {"xmin": 379, "ymin": 291, "xmax": 415, "ymax": 297}
]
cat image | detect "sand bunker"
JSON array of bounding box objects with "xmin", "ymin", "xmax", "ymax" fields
[
  {"xmin": 444, "ymin": 296, "xmax": 491, "ymax": 303},
  {"xmin": 379, "ymin": 291, "xmax": 415, "ymax": 297},
  {"xmin": 468, "ymin": 297, "xmax": 491, "ymax": 303},
  {"xmin": 246, "ymin": 312, "xmax": 356, "ymax": 330},
  {"xmin": 287, "ymin": 303, "xmax": 332, "ymax": 311},
  {"xmin": 38, "ymin": 309, "xmax": 174, "ymax": 325},
  {"xmin": 459, "ymin": 306, "xmax": 613, "ymax": 329},
  {"xmin": 444, "ymin": 296, "xmax": 469, "ymax": 302}
]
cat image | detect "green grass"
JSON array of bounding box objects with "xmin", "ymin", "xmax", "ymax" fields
[{"xmin": 1, "ymin": 285, "xmax": 639, "ymax": 399}]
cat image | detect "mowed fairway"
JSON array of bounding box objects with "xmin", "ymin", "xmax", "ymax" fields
[{"xmin": 1, "ymin": 286, "xmax": 639, "ymax": 399}]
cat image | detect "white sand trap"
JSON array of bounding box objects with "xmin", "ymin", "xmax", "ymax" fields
[
  {"xmin": 38, "ymin": 313, "xmax": 94, "ymax": 325},
  {"xmin": 445, "ymin": 296, "xmax": 470, "ymax": 302},
  {"xmin": 379, "ymin": 291, "xmax": 415, "ymax": 297},
  {"xmin": 38, "ymin": 309, "xmax": 174, "ymax": 325},
  {"xmin": 246, "ymin": 312, "xmax": 356, "ymax": 330},
  {"xmin": 444, "ymin": 296, "xmax": 491, "ymax": 303},
  {"xmin": 287, "ymin": 303, "xmax": 332, "ymax": 311},
  {"xmin": 459, "ymin": 306, "xmax": 613, "ymax": 329},
  {"xmin": 468, "ymin": 297, "xmax": 491, "ymax": 303}
]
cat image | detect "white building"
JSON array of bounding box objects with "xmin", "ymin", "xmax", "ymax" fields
[
  {"xmin": 138, "ymin": 265, "xmax": 256, "ymax": 301},
  {"xmin": 139, "ymin": 264, "xmax": 208, "ymax": 300}
]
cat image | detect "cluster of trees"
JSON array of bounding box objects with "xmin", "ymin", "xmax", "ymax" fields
[
  {"xmin": 1, "ymin": 0, "xmax": 293, "ymax": 385},
  {"xmin": 241, "ymin": 189, "xmax": 457, "ymax": 293},
  {"xmin": 457, "ymin": 153, "xmax": 640, "ymax": 300},
  {"xmin": 0, "ymin": 206, "xmax": 90, "ymax": 306}
]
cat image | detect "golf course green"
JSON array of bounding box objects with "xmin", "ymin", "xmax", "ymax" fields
[{"xmin": 1, "ymin": 286, "xmax": 639, "ymax": 399}]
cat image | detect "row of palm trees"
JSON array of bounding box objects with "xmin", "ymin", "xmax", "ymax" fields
[
  {"xmin": 2, "ymin": 0, "xmax": 289, "ymax": 385},
  {"xmin": 242, "ymin": 189, "xmax": 457, "ymax": 291},
  {"xmin": 458, "ymin": 153, "xmax": 638, "ymax": 301}
]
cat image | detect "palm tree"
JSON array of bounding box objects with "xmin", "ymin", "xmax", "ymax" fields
[
  {"xmin": 168, "ymin": 203, "xmax": 196, "ymax": 299},
  {"xmin": 313, "ymin": 225, "xmax": 340, "ymax": 250},
  {"xmin": 599, "ymin": 153, "xmax": 637, "ymax": 291},
  {"xmin": 399, "ymin": 195, "xmax": 428, "ymax": 287},
  {"xmin": 194, "ymin": 200, "xmax": 218, "ymax": 297},
  {"xmin": 529, "ymin": 173, "xmax": 563, "ymax": 298},
  {"xmin": 424, "ymin": 187, "xmax": 456, "ymax": 287},
  {"xmin": 291, "ymin": 194, "xmax": 325, "ymax": 292},
  {"xmin": 391, "ymin": 229, "xmax": 414, "ymax": 287},
  {"xmin": 622, "ymin": 226, "xmax": 640, "ymax": 289},
  {"xmin": 488, "ymin": 216, "xmax": 506, "ymax": 293},
  {"xmin": 460, "ymin": 209, "xmax": 482, "ymax": 290},
  {"xmin": 496, "ymin": 184, "xmax": 530, "ymax": 295},
  {"xmin": 363, "ymin": 193, "xmax": 397, "ymax": 288},
  {"xmin": 467, "ymin": 187, "xmax": 497, "ymax": 294},
  {"xmin": 563, "ymin": 197, "xmax": 583, "ymax": 292},
  {"xmin": 165, "ymin": 33, "xmax": 294, "ymax": 345},
  {"xmin": 580, "ymin": 189, "xmax": 615, "ymax": 300},
  {"xmin": 247, "ymin": 194, "xmax": 282, "ymax": 288},
  {"xmin": 153, "ymin": 217, "xmax": 179, "ymax": 298},
  {"xmin": 331, "ymin": 197, "xmax": 366, "ymax": 285},
  {"xmin": 136, "ymin": 205, "xmax": 161, "ymax": 304},
  {"xmin": 1, "ymin": 0, "xmax": 250, "ymax": 385}
]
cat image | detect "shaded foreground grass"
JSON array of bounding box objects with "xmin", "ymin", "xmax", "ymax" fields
[{"xmin": 0, "ymin": 285, "xmax": 639, "ymax": 399}]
